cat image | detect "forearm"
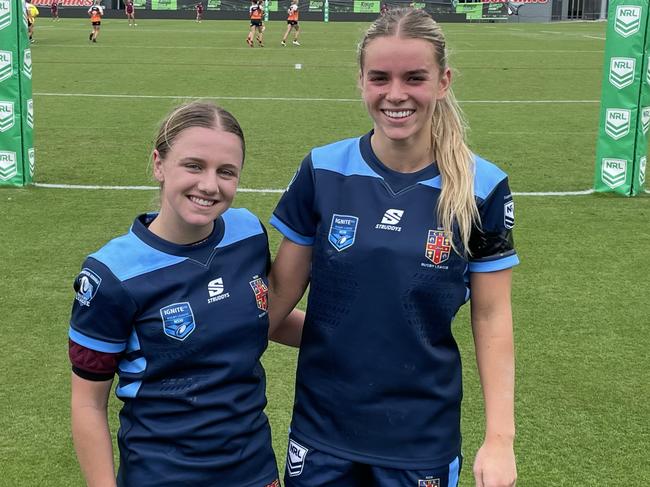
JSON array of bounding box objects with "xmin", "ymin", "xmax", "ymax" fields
[{"xmin": 270, "ymin": 308, "xmax": 305, "ymax": 347}]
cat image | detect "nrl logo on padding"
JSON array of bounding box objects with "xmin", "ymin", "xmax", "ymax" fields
[
  {"xmin": 640, "ymin": 156, "xmax": 646, "ymax": 185},
  {"xmin": 23, "ymin": 49, "xmax": 32, "ymax": 79},
  {"xmin": 601, "ymin": 158, "xmax": 627, "ymax": 189},
  {"xmin": 0, "ymin": 101, "xmax": 14, "ymax": 132},
  {"xmin": 27, "ymin": 98, "xmax": 33, "ymax": 128},
  {"xmin": 609, "ymin": 58, "xmax": 635, "ymax": 89},
  {"xmin": 615, "ymin": 5, "xmax": 642, "ymax": 37},
  {"xmin": 0, "ymin": 1, "xmax": 12, "ymax": 31},
  {"xmin": 605, "ymin": 109, "xmax": 630, "ymax": 140},
  {"xmin": 0, "ymin": 51, "xmax": 12, "ymax": 83},
  {"xmin": 0, "ymin": 150, "xmax": 17, "ymax": 181},
  {"xmin": 28, "ymin": 147, "xmax": 34, "ymax": 177}
]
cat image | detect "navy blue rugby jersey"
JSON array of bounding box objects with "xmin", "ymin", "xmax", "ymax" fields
[
  {"xmin": 271, "ymin": 132, "xmax": 519, "ymax": 469},
  {"xmin": 69, "ymin": 209, "xmax": 278, "ymax": 487}
]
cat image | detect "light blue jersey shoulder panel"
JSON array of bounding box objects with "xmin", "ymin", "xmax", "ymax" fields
[
  {"xmin": 218, "ymin": 208, "xmax": 264, "ymax": 248},
  {"xmin": 473, "ymin": 155, "xmax": 508, "ymax": 202},
  {"xmin": 90, "ymin": 232, "xmax": 187, "ymax": 282},
  {"xmin": 311, "ymin": 136, "xmax": 382, "ymax": 179}
]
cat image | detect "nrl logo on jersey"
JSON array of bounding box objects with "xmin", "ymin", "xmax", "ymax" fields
[
  {"xmin": 75, "ymin": 268, "xmax": 102, "ymax": 307},
  {"xmin": 249, "ymin": 276, "xmax": 268, "ymax": 312},
  {"xmin": 23, "ymin": 49, "xmax": 32, "ymax": 79},
  {"xmin": 28, "ymin": 147, "xmax": 34, "ymax": 177},
  {"xmin": 640, "ymin": 156, "xmax": 646, "ymax": 186},
  {"xmin": 0, "ymin": 150, "xmax": 17, "ymax": 181},
  {"xmin": 601, "ymin": 158, "xmax": 627, "ymax": 189},
  {"xmin": 26, "ymin": 98, "xmax": 33, "ymax": 128},
  {"xmin": 160, "ymin": 302, "xmax": 196, "ymax": 341},
  {"xmin": 0, "ymin": 0, "xmax": 12, "ymax": 31},
  {"xmin": 0, "ymin": 101, "xmax": 14, "ymax": 132},
  {"xmin": 0, "ymin": 51, "xmax": 12, "ymax": 83},
  {"xmin": 605, "ymin": 109, "xmax": 631, "ymax": 140},
  {"xmin": 504, "ymin": 200, "xmax": 515, "ymax": 229},
  {"xmin": 615, "ymin": 5, "xmax": 642, "ymax": 38},
  {"xmin": 328, "ymin": 213, "xmax": 358, "ymax": 251},
  {"xmin": 609, "ymin": 58, "xmax": 635, "ymax": 89}
]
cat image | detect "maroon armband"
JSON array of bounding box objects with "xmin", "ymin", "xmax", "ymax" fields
[{"xmin": 69, "ymin": 339, "xmax": 120, "ymax": 381}]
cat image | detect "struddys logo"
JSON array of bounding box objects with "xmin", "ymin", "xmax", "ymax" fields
[
  {"xmin": 249, "ymin": 277, "xmax": 268, "ymax": 312},
  {"xmin": 74, "ymin": 268, "xmax": 102, "ymax": 307},
  {"xmin": 28, "ymin": 147, "xmax": 34, "ymax": 177},
  {"xmin": 639, "ymin": 156, "xmax": 646, "ymax": 186},
  {"xmin": 0, "ymin": 150, "xmax": 17, "ymax": 181},
  {"xmin": 609, "ymin": 58, "xmax": 635, "ymax": 89},
  {"xmin": 601, "ymin": 158, "xmax": 627, "ymax": 189},
  {"xmin": 26, "ymin": 98, "xmax": 33, "ymax": 128},
  {"xmin": 615, "ymin": 5, "xmax": 642, "ymax": 38},
  {"xmin": 418, "ymin": 480, "xmax": 440, "ymax": 487},
  {"xmin": 0, "ymin": 101, "xmax": 14, "ymax": 132},
  {"xmin": 0, "ymin": 0, "xmax": 11, "ymax": 31},
  {"xmin": 23, "ymin": 49, "xmax": 31, "ymax": 79},
  {"xmin": 425, "ymin": 230, "xmax": 451, "ymax": 265},
  {"xmin": 0, "ymin": 51, "xmax": 12, "ymax": 83},
  {"xmin": 642, "ymin": 107, "xmax": 650, "ymax": 135},
  {"xmin": 328, "ymin": 214, "xmax": 358, "ymax": 251},
  {"xmin": 160, "ymin": 302, "xmax": 196, "ymax": 341},
  {"xmin": 605, "ymin": 108, "xmax": 631, "ymax": 140}
]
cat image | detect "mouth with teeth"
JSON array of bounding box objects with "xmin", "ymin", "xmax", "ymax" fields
[
  {"xmin": 381, "ymin": 109, "xmax": 415, "ymax": 119},
  {"xmin": 188, "ymin": 195, "xmax": 217, "ymax": 208}
]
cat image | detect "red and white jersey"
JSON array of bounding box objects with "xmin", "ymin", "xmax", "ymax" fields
[
  {"xmin": 287, "ymin": 4, "xmax": 298, "ymax": 21},
  {"xmin": 249, "ymin": 4, "xmax": 263, "ymax": 20}
]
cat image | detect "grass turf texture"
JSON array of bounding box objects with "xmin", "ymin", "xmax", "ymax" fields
[{"xmin": 1, "ymin": 18, "xmax": 649, "ymax": 486}]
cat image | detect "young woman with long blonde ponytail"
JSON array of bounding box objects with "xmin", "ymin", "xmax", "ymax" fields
[{"xmin": 269, "ymin": 8, "xmax": 519, "ymax": 487}]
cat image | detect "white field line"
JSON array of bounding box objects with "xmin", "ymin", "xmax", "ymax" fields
[
  {"xmin": 584, "ymin": 35, "xmax": 606, "ymax": 40},
  {"xmin": 33, "ymin": 183, "xmax": 615, "ymax": 197},
  {"xmin": 33, "ymin": 92, "xmax": 599, "ymax": 104}
]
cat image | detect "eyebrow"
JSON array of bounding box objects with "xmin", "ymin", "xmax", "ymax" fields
[{"xmin": 366, "ymin": 69, "xmax": 430, "ymax": 76}]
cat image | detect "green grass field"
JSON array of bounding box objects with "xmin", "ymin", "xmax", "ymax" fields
[{"xmin": 1, "ymin": 17, "xmax": 649, "ymax": 486}]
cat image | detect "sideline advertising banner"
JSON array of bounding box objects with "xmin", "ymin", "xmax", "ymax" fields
[
  {"xmin": 0, "ymin": 0, "xmax": 34, "ymax": 187},
  {"xmin": 595, "ymin": 0, "xmax": 649, "ymax": 195}
]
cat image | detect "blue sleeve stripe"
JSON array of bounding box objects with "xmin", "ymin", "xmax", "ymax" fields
[
  {"xmin": 312, "ymin": 137, "xmax": 382, "ymax": 179},
  {"xmin": 469, "ymin": 254, "xmax": 520, "ymax": 273},
  {"xmin": 269, "ymin": 215, "xmax": 314, "ymax": 245},
  {"xmin": 116, "ymin": 380, "xmax": 142, "ymax": 398},
  {"xmin": 218, "ymin": 208, "xmax": 265, "ymax": 248},
  {"xmin": 473, "ymin": 155, "xmax": 508, "ymax": 201},
  {"xmin": 118, "ymin": 357, "xmax": 147, "ymax": 374},
  {"xmin": 448, "ymin": 456, "xmax": 460, "ymax": 487},
  {"xmin": 69, "ymin": 327, "xmax": 126, "ymax": 353},
  {"xmin": 91, "ymin": 233, "xmax": 187, "ymax": 282}
]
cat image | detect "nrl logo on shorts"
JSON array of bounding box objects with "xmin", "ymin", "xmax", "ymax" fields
[
  {"xmin": 425, "ymin": 230, "xmax": 451, "ymax": 265},
  {"xmin": 0, "ymin": 150, "xmax": 17, "ymax": 181},
  {"xmin": 23, "ymin": 49, "xmax": 31, "ymax": 79},
  {"xmin": 160, "ymin": 302, "xmax": 196, "ymax": 341},
  {"xmin": 28, "ymin": 147, "xmax": 34, "ymax": 177},
  {"xmin": 0, "ymin": 100, "xmax": 14, "ymax": 132},
  {"xmin": 418, "ymin": 480, "xmax": 440, "ymax": 487},
  {"xmin": 601, "ymin": 158, "xmax": 627, "ymax": 189},
  {"xmin": 615, "ymin": 5, "xmax": 642, "ymax": 37},
  {"xmin": 605, "ymin": 108, "xmax": 631, "ymax": 140},
  {"xmin": 0, "ymin": 0, "xmax": 12, "ymax": 31},
  {"xmin": 0, "ymin": 51, "xmax": 12, "ymax": 83},
  {"xmin": 328, "ymin": 213, "xmax": 358, "ymax": 251},
  {"xmin": 286, "ymin": 439, "xmax": 308, "ymax": 477},
  {"xmin": 609, "ymin": 58, "xmax": 635, "ymax": 89},
  {"xmin": 640, "ymin": 156, "xmax": 646, "ymax": 185},
  {"xmin": 27, "ymin": 98, "xmax": 33, "ymax": 128}
]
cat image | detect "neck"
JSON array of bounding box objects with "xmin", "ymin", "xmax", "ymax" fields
[
  {"xmin": 370, "ymin": 130, "xmax": 435, "ymax": 173},
  {"xmin": 148, "ymin": 212, "xmax": 214, "ymax": 246}
]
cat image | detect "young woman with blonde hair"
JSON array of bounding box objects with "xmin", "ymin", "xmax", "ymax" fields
[{"xmin": 269, "ymin": 8, "xmax": 518, "ymax": 487}]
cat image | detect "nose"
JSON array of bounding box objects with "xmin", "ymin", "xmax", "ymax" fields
[
  {"xmin": 385, "ymin": 80, "xmax": 407, "ymax": 103},
  {"xmin": 196, "ymin": 171, "xmax": 220, "ymax": 195}
]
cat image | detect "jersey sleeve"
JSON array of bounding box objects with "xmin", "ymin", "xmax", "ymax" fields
[
  {"xmin": 468, "ymin": 177, "xmax": 519, "ymax": 273},
  {"xmin": 269, "ymin": 154, "xmax": 317, "ymax": 245},
  {"xmin": 69, "ymin": 257, "xmax": 137, "ymax": 355}
]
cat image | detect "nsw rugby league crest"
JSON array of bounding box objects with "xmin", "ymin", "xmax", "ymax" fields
[
  {"xmin": 250, "ymin": 277, "xmax": 269, "ymax": 311},
  {"xmin": 425, "ymin": 230, "xmax": 451, "ymax": 265}
]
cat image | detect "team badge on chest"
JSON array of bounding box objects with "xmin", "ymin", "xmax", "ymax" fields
[
  {"xmin": 418, "ymin": 479, "xmax": 440, "ymax": 487},
  {"xmin": 160, "ymin": 302, "xmax": 196, "ymax": 341},
  {"xmin": 249, "ymin": 277, "xmax": 269, "ymax": 311},
  {"xmin": 425, "ymin": 230, "xmax": 451, "ymax": 265},
  {"xmin": 328, "ymin": 214, "xmax": 358, "ymax": 251}
]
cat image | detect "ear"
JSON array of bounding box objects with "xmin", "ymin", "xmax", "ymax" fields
[
  {"xmin": 357, "ymin": 69, "xmax": 365, "ymax": 92},
  {"xmin": 152, "ymin": 150, "xmax": 165, "ymax": 183},
  {"xmin": 436, "ymin": 67, "xmax": 452, "ymax": 100}
]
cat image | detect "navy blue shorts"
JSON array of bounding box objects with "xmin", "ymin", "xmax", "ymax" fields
[{"xmin": 283, "ymin": 435, "xmax": 461, "ymax": 487}]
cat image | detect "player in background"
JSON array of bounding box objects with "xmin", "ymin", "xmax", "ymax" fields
[
  {"xmin": 88, "ymin": 0, "xmax": 104, "ymax": 43},
  {"xmin": 195, "ymin": 2, "xmax": 204, "ymax": 22},
  {"xmin": 69, "ymin": 101, "xmax": 304, "ymax": 487},
  {"xmin": 25, "ymin": 1, "xmax": 39, "ymax": 43},
  {"xmin": 380, "ymin": 2, "xmax": 389, "ymax": 15},
  {"xmin": 51, "ymin": 0, "xmax": 60, "ymax": 21},
  {"xmin": 281, "ymin": 0, "xmax": 300, "ymax": 46},
  {"xmin": 269, "ymin": 8, "xmax": 517, "ymax": 487},
  {"xmin": 247, "ymin": 0, "xmax": 264, "ymax": 47},
  {"xmin": 125, "ymin": 0, "xmax": 136, "ymax": 26}
]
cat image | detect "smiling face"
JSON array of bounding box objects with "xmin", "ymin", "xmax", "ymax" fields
[
  {"xmin": 152, "ymin": 126, "xmax": 244, "ymax": 244},
  {"xmin": 359, "ymin": 36, "xmax": 451, "ymax": 151}
]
